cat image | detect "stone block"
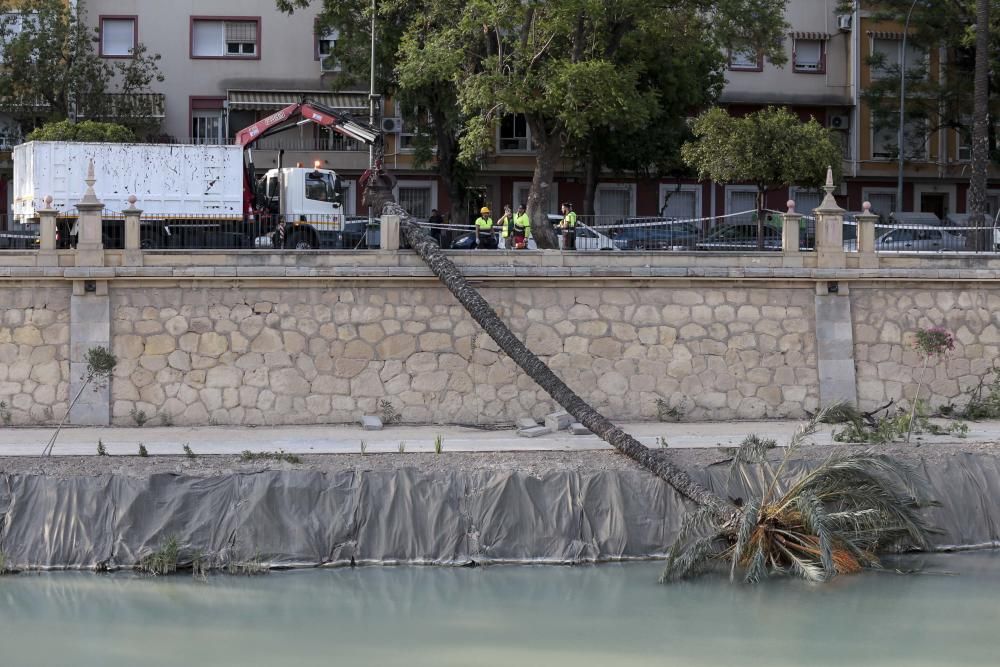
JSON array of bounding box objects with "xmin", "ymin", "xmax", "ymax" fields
[
  {"xmin": 517, "ymin": 426, "xmax": 551, "ymax": 438},
  {"xmin": 516, "ymin": 416, "xmax": 538, "ymax": 430},
  {"xmin": 361, "ymin": 415, "xmax": 383, "ymax": 431},
  {"xmin": 544, "ymin": 411, "xmax": 573, "ymax": 431},
  {"xmin": 570, "ymin": 422, "xmax": 591, "ymax": 435}
]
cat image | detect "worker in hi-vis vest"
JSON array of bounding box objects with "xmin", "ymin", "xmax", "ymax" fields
[
  {"xmin": 497, "ymin": 205, "xmax": 513, "ymax": 249},
  {"xmin": 513, "ymin": 204, "xmax": 531, "ymax": 249},
  {"xmin": 474, "ymin": 206, "xmax": 496, "ymax": 249},
  {"xmin": 559, "ymin": 202, "xmax": 577, "ymax": 250}
]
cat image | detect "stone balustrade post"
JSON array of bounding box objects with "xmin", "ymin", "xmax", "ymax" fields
[
  {"xmin": 380, "ymin": 214, "xmax": 400, "ymax": 251},
  {"xmin": 814, "ymin": 165, "xmax": 846, "ymax": 269},
  {"xmin": 854, "ymin": 201, "xmax": 879, "ymax": 270},
  {"xmin": 123, "ymin": 194, "xmax": 143, "ymax": 267},
  {"xmin": 781, "ymin": 199, "xmax": 803, "ymax": 268},
  {"xmin": 36, "ymin": 195, "xmax": 59, "ymax": 267},
  {"xmin": 74, "ymin": 159, "xmax": 105, "ymax": 267}
]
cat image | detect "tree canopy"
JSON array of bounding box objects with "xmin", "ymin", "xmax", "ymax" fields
[
  {"xmin": 0, "ymin": 0, "xmax": 163, "ymax": 131},
  {"xmin": 682, "ymin": 106, "xmax": 843, "ymax": 202},
  {"xmin": 26, "ymin": 120, "xmax": 135, "ymax": 142}
]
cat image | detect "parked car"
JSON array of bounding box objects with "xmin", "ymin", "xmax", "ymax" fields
[
  {"xmin": 0, "ymin": 223, "xmax": 40, "ymax": 249},
  {"xmin": 611, "ymin": 220, "xmax": 701, "ymax": 250},
  {"xmin": 695, "ymin": 223, "xmax": 783, "ymax": 251},
  {"xmin": 875, "ymin": 226, "xmax": 966, "ymax": 252}
]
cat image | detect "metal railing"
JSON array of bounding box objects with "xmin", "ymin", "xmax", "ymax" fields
[
  {"xmin": 0, "ymin": 214, "xmax": 38, "ymax": 250},
  {"xmin": 136, "ymin": 214, "xmax": 380, "ymax": 250},
  {"xmin": 841, "ymin": 219, "xmax": 1000, "ymax": 254}
]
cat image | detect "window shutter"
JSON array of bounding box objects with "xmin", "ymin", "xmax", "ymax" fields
[
  {"xmin": 102, "ymin": 19, "xmax": 135, "ymax": 56},
  {"xmin": 226, "ymin": 21, "xmax": 257, "ymax": 43},
  {"xmin": 193, "ymin": 20, "xmax": 224, "ymax": 57}
]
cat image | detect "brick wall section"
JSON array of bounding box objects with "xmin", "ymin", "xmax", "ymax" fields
[
  {"xmin": 853, "ymin": 288, "xmax": 1000, "ymax": 412},
  {"xmin": 0, "ymin": 286, "xmax": 72, "ymax": 424},
  {"xmin": 108, "ymin": 285, "xmax": 820, "ymax": 426}
]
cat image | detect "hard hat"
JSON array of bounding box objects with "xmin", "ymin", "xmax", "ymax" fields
[{"xmin": 480, "ymin": 207, "xmax": 491, "ymax": 215}]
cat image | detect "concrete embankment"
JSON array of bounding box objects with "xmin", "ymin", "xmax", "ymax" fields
[{"xmin": 1, "ymin": 446, "xmax": 998, "ymax": 571}]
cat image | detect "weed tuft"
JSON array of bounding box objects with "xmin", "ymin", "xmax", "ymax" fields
[
  {"xmin": 239, "ymin": 449, "xmax": 302, "ymax": 464},
  {"xmin": 378, "ymin": 399, "xmax": 402, "ymax": 425},
  {"xmin": 137, "ymin": 537, "xmax": 179, "ymax": 576},
  {"xmin": 226, "ymin": 552, "xmax": 269, "ymax": 576},
  {"xmin": 360, "ymin": 439, "xmax": 368, "ymax": 456},
  {"xmin": 656, "ymin": 398, "xmax": 685, "ymax": 423},
  {"xmin": 0, "ymin": 400, "xmax": 11, "ymax": 426},
  {"xmin": 398, "ymin": 440, "xmax": 406, "ymax": 454},
  {"xmin": 129, "ymin": 407, "xmax": 149, "ymax": 427},
  {"xmin": 434, "ymin": 434, "xmax": 443, "ymax": 454},
  {"xmin": 182, "ymin": 443, "xmax": 196, "ymax": 459},
  {"xmin": 138, "ymin": 443, "xmax": 148, "ymax": 457},
  {"xmin": 96, "ymin": 439, "xmax": 108, "ymax": 456}
]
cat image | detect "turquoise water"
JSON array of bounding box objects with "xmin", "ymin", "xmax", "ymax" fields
[{"xmin": 1, "ymin": 552, "xmax": 999, "ymax": 666}]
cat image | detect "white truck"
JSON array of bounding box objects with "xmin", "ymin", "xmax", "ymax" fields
[{"xmin": 12, "ymin": 100, "xmax": 388, "ymax": 249}]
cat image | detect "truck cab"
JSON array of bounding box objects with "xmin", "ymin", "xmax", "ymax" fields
[{"xmin": 258, "ymin": 166, "xmax": 346, "ymax": 249}]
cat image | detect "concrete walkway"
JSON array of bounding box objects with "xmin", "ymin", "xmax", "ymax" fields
[{"xmin": 1, "ymin": 419, "xmax": 998, "ymax": 456}]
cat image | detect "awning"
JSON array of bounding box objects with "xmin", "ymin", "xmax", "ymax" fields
[
  {"xmin": 867, "ymin": 31, "xmax": 905, "ymax": 40},
  {"xmin": 227, "ymin": 90, "xmax": 369, "ymax": 112},
  {"xmin": 789, "ymin": 31, "xmax": 830, "ymax": 41}
]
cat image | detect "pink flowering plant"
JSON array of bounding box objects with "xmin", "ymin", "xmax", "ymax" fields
[
  {"xmin": 912, "ymin": 327, "xmax": 955, "ymax": 358},
  {"xmin": 906, "ymin": 327, "xmax": 955, "ymax": 443}
]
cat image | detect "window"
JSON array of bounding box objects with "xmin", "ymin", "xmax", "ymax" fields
[
  {"xmin": 398, "ymin": 109, "xmax": 433, "ymax": 152},
  {"xmin": 512, "ymin": 182, "xmax": 558, "ymax": 213},
  {"xmin": 305, "ymin": 172, "xmax": 338, "ymax": 203},
  {"xmin": 595, "ymin": 184, "xmax": 636, "ymax": 218},
  {"xmin": 499, "ymin": 114, "xmax": 530, "ymax": 151},
  {"xmin": 789, "ymin": 187, "xmax": 823, "ymax": 216},
  {"xmin": 316, "ymin": 28, "xmax": 339, "ymax": 71},
  {"xmin": 956, "ymin": 116, "xmax": 973, "ymax": 161},
  {"xmin": 393, "ymin": 180, "xmax": 437, "ymax": 219},
  {"xmin": 793, "ymin": 39, "xmax": 825, "ymax": 73},
  {"xmin": 100, "ymin": 17, "xmax": 136, "ymax": 57},
  {"xmin": 725, "ymin": 187, "xmax": 758, "ymax": 224},
  {"xmin": 863, "ymin": 190, "xmax": 896, "ymax": 221},
  {"xmin": 191, "ymin": 97, "xmax": 226, "ymax": 144},
  {"xmin": 871, "ymin": 111, "xmax": 928, "ymax": 160},
  {"xmin": 192, "ymin": 18, "xmax": 259, "ymax": 58},
  {"xmin": 658, "ymin": 185, "xmax": 701, "ymax": 220},
  {"xmin": 870, "ymin": 37, "xmax": 927, "ymax": 80},
  {"xmin": 728, "ymin": 48, "xmax": 761, "ymax": 71}
]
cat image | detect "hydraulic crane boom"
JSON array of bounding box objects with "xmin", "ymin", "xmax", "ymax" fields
[{"xmin": 233, "ymin": 99, "xmax": 391, "ymax": 218}]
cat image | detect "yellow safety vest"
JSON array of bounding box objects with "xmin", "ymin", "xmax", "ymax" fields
[
  {"xmin": 514, "ymin": 213, "xmax": 531, "ymax": 237},
  {"xmin": 561, "ymin": 211, "xmax": 577, "ymax": 229},
  {"xmin": 475, "ymin": 217, "xmax": 494, "ymax": 231},
  {"xmin": 499, "ymin": 215, "xmax": 512, "ymax": 238}
]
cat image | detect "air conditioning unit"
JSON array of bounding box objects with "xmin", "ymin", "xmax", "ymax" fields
[
  {"xmin": 828, "ymin": 114, "xmax": 850, "ymax": 130},
  {"xmin": 381, "ymin": 117, "xmax": 403, "ymax": 134},
  {"xmin": 837, "ymin": 15, "xmax": 853, "ymax": 31}
]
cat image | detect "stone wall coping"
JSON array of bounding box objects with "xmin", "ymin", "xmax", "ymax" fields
[{"xmin": 5, "ymin": 264, "xmax": 1000, "ymax": 283}]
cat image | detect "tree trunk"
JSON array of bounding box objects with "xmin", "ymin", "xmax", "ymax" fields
[
  {"xmin": 364, "ymin": 184, "xmax": 738, "ymax": 525},
  {"xmin": 527, "ymin": 118, "xmax": 561, "ymax": 249},
  {"xmin": 969, "ymin": 0, "xmax": 990, "ymax": 251},
  {"xmin": 582, "ymin": 151, "xmax": 600, "ymax": 217}
]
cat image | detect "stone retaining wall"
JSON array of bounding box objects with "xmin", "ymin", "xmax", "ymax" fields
[
  {"xmin": 108, "ymin": 285, "xmax": 819, "ymax": 426},
  {"xmin": 0, "ymin": 286, "xmax": 71, "ymax": 425},
  {"xmin": 853, "ymin": 287, "xmax": 1000, "ymax": 412}
]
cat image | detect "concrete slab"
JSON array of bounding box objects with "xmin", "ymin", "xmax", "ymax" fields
[
  {"xmin": 545, "ymin": 411, "xmax": 573, "ymax": 431},
  {"xmin": 570, "ymin": 423, "xmax": 591, "ymax": 435},
  {"xmin": 361, "ymin": 416, "xmax": 383, "ymax": 431},
  {"xmin": 517, "ymin": 426, "xmax": 552, "ymax": 438},
  {"xmin": 516, "ymin": 417, "xmax": 538, "ymax": 430}
]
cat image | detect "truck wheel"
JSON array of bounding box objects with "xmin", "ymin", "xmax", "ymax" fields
[{"xmin": 287, "ymin": 231, "xmax": 315, "ymax": 250}]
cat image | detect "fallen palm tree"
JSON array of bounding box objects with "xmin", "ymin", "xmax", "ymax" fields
[{"xmin": 366, "ymin": 188, "xmax": 937, "ymax": 582}]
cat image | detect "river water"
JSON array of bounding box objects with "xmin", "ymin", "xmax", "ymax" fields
[{"xmin": 1, "ymin": 552, "xmax": 998, "ymax": 666}]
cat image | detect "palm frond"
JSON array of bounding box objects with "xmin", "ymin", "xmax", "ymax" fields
[
  {"xmin": 730, "ymin": 499, "xmax": 760, "ymax": 582},
  {"xmin": 742, "ymin": 536, "xmax": 770, "ymax": 584},
  {"xmin": 775, "ymin": 541, "xmax": 826, "ymax": 583},
  {"xmin": 795, "ymin": 492, "xmax": 835, "ymax": 577},
  {"xmin": 730, "ymin": 434, "xmax": 777, "ymax": 471},
  {"xmin": 817, "ymin": 401, "xmax": 865, "ymax": 425},
  {"xmin": 659, "ymin": 533, "xmax": 727, "ymax": 584}
]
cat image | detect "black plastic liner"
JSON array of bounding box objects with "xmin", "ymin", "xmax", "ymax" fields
[{"xmin": 1, "ymin": 453, "xmax": 998, "ymax": 570}]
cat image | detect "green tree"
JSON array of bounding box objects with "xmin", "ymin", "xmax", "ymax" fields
[
  {"xmin": 26, "ymin": 120, "xmax": 135, "ymax": 142},
  {"xmin": 682, "ymin": 106, "xmax": 842, "ymax": 245},
  {"xmin": 0, "ymin": 0, "xmax": 163, "ymax": 132}
]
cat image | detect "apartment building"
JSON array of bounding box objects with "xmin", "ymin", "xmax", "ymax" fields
[{"xmin": 721, "ymin": 0, "xmax": 1000, "ymax": 222}]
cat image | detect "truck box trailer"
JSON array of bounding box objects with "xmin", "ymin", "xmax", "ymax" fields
[{"xmin": 13, "ymin": 141, "xmax": 244, "ymax": 220}]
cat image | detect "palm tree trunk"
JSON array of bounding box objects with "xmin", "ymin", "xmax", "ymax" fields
[
  {"xmin": 364, "ymin": 184, "xmax": 738, "ymax": 525},
  {"xmin": 969, "ymin": 0, "xmax": 990, "ymax": 250}
]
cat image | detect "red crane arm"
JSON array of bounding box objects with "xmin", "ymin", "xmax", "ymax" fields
[{"xmin": 235, "ymin": 101, "xmax": 380, "ymax": 148}]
